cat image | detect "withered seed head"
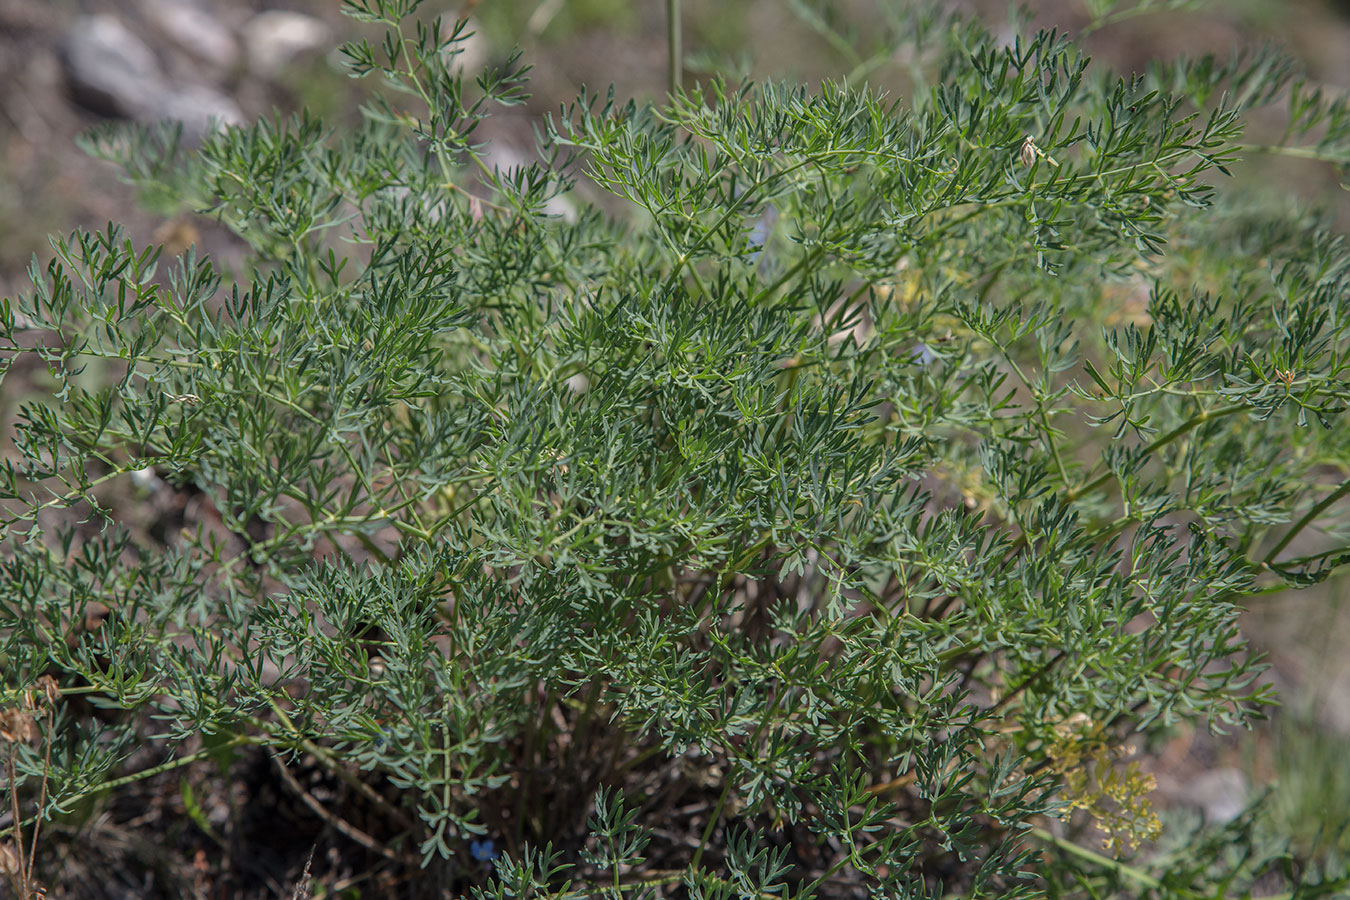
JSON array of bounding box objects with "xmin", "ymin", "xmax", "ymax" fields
[{"xmin": 0, "ymin": 708, "xmax": 38, "ymax": 744}]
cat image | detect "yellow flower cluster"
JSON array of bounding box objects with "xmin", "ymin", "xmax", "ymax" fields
[{"xmin": 1047, "ymin": 714, "xmax": 1163, "ymax": 854}]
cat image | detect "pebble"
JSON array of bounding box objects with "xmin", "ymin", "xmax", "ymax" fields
[
  {"xmin": 62, "ymin": 15, "xmax": 163, "ymax": 119},
  {"xmin": 442, "ymin": 19, "xmax": 488, "ymax": 76},
  {"xmin": 1176, "ymin": 767, "xmax": 1249, "ymax": 824},
  {"xmin": 62, "ymin": 14, "xmax": 242, "ymax": 139},
  {"xmin": 157, "ymin": 82, "xmax": 245, "ymax": 137},
  {"xmin": 141, "ymin": 0, "xmax": 240, "ymax": 70},
  {"xmin": 241, "ymin": 10, "xmax": 330, "ymax": 77}
]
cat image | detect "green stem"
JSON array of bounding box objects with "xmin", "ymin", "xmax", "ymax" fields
[
  {"xmin": 1030, "ymin": 826, "xmax": 1162, "ymax": 890},
  {"xmin": 0, "ymin": 734, "xmax": 266, "ymax": 841},
  {"xmin": 1064, "ymin": 403, "xmax": 1246, "ymax": 504},
  {"xmin": 1237, "ymin": 143, "xmax": 1349, "ymax": 165},
  {"xmin": 665, "ymin": 0, "xmax": 682, "ymax": 98},
  {"xmin": 690, "ymin": 777, "xmax": 733, "ymax": 871},
  {"xmin": 1264, "ymin": 476, "xmax": 1350, "ymax": 565},
  {"xmin": 786, "ymin": 0, "xmax": 862, "ymax": 68},
  {"xmin": 1035, "ymin": 814, "xmax": 1297, "ymax": 900},
  {"xmin": 753, "ymin": 243, "xmax": 827, "ymax": 305},
  {"xmin": 1265, "ymin": 542, "xmax": 1350, "ymax": 571}
]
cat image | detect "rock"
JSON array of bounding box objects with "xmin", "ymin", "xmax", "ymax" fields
[
  {"xmin": 157, "ymin": 82, "xmax": 244, "ymax": 137},
  {"xmin": 62, "ymin": 14, "xmax": 241, "ymax": 139},
  {"xmin": 441, "ymin": 18, "xmax": 488, "ymax": 76},
  {"xmin": 241, "ymin": 10, "xmax": 330, "ymax": 77},
  {"xmin": 141, "ymin": 0, "xmax": 239, "ymax": 70},
  {"xmin": 130, "ymin": 466, "xmax": 165, "ymax": 494},
  {"xmin": 1176, "ymin": 767, "xmax": 1248, "ymax": 824},
  {"xmin": 62, "ymin": 15, "xmax": 163, "ymax": 119},
  {"xmin": 482, "ymin": 144, "xmax": 578, "ymax": 223}
]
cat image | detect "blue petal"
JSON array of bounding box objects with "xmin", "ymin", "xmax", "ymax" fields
[{"xmin": 470, "ymin": 839, "xmax": 500, "ymax": 861}]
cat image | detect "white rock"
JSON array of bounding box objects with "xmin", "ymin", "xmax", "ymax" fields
[
  {"xmin": 1179, "ymin": 767, "xmax": 1248, "ymax": 824},
  {"xmin": 440, "ymin": 18, "xmax": 488, "ymax": 76},
  {"xmin": 158, "ymin": 83, "xmax": 244, "ymax": 136},
  {"xmin": 63, "ymin": 14, "xmax": 242, "ymax": 139},
  {"xmin": 242, "ymin": 10, "xmax": 330, "ymax": 77},
  {"xmin": 483, "ymin": 144, "xmax": 578, "ymax": 223},
  {"xmin": 63, "ymin": 15, "xmax": 163, "ymax": 118},
  {"xmin": 130, "ymin": 467, "xmax": 165, "ymax": 493},
  {"xmin": 141, "ymin": 0, "xmax": 240, "ymax": 70}
]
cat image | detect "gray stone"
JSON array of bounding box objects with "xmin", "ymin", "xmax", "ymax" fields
[
  {"xmin": 62, "ymin": 14, "xmax": 243, "ymax": 140},
  {"xmin": 1178, "ymin": 767, "xmax": 1249, "ymax": 824},
  {"xmin": 482, "ymin": 144, "xmax": 578, "ymax": 223},
  {"xmin": 441, "ymin": 18, "xmax": 488, "ymax": 76},
  {"xmin": 157, "ymin": 83, "xmax": 244, "ymax": 137},
  {"xmin": 63, "ymin": 15, "xmax": 163, "ymax": 118},
  {"xmin": 241, "ymin": 10, "xmax": 330, "ymax": 77},
  {"xmin": 141, "ymin": 0, "xmax": 240, "ymax": 70}
]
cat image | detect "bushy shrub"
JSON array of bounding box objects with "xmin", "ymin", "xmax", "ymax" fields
[{"xmin": 3, "ymin": 0, "xmax": 1350, "ymax": 896}]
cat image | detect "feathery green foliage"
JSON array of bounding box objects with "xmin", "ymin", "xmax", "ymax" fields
[{"xmin": 3, "ymin": 0, "xmax": 1350, "ymax": 896}]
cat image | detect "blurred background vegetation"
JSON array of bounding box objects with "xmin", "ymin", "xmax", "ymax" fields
[{"xmin": 1, "ymin": 0, "xmax": 1348, "ymax": 872}]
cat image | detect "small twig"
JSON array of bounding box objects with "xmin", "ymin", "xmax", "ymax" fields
[
  {"xmin": 4, "ymin": 746, "xmax": 26, "ymax": 898},
  {"xmin": 291, "ymin": 843, "xmax": 317, "ymax": 900},
  {"xmin": 270, "ymin": 751, "xmax": 409, "ymax": 864},
  {"xmin": 264, "ymin": 698, "xmax": 415, "ymax": 832},
  {"xmin": 25, "ymin": 702, "xmax": 54, "ymax": 892},
  {"xmin": 1237, "ymin": 143, "xmax": 1350, "ymax": 165},
  {"xmin": 989, "ymin": 649, "xmax": 1068, "ymax": 715},
  {"xmin": 299, "ymin": 738, "xmax": 416, "ymax": 832},
  {"xmin": 863, "ymin": 771, "xmax": 916, "ymax": 796}
]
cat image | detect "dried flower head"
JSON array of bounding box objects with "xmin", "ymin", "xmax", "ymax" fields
[
  {"xmin": 1020, "ymin": 135, "xmax": 1059, "ymax": 168},
  {"xmin": 0, "ymin": 708, "xmax": 37, "ymax": 744},
  {"xmin": 1020, "ymin": 135, "xmax": 1038, "ymax": 168},
  {"xmin": 36, "ymin": 675, "xmax": 58, "ymax": 707},
  {"xmin": 0, "ymin": 841, "xmax": 20, "ymax": 877}
]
